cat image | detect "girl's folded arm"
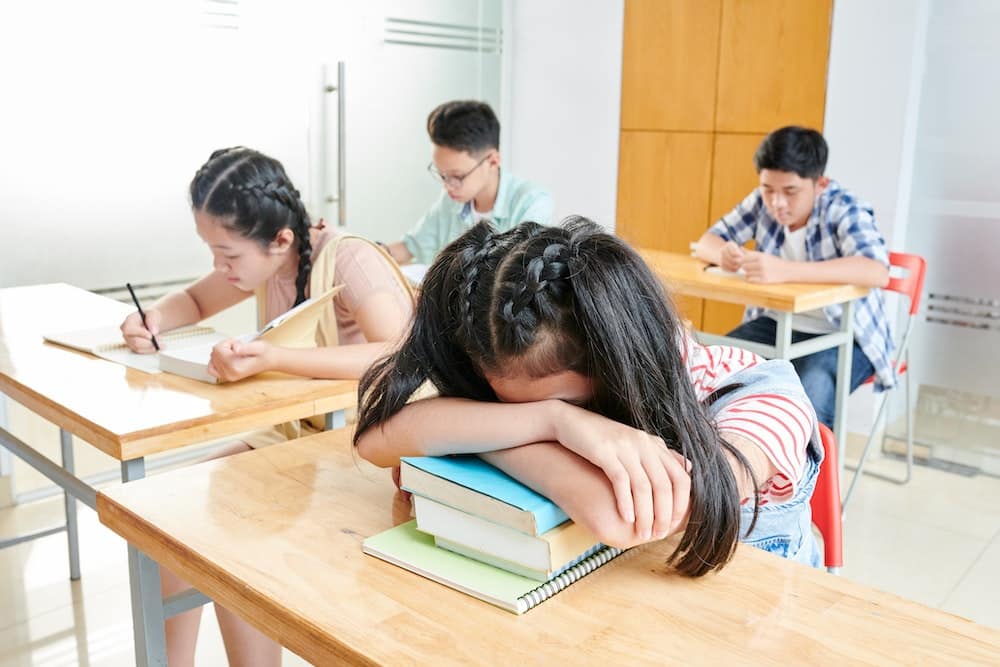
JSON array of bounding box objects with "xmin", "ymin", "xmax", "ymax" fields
[
  {"xmin": 355, "ymin": 398, "xmax": 565, "ymax": 468},
  {"xmin": 480, "ymin": 443, "xmax": 646, "ymax": 549}
]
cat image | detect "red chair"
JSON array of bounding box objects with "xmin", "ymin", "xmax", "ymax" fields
[
  {"xmin": 842, "ymin": 252, "xmax": 927, "ymax": 513},
  {"xmin": 811, "ymin": 423, "xmax": 843, "ymax": 573}
]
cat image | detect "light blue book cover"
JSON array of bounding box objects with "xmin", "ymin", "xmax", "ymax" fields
[{"xmin": 401, "ymin": 455, "xmax": 569, "ymax": 534}]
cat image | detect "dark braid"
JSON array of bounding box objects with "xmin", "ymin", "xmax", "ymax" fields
[
  {"xmin": 456, "ymin": 231, "xmax": 498, "ymax": 354},
  {"xmin": 494, "ymin": 246, "xmax": 570, "ymax": 351},
  {"xmin": 190, "ymin": 148, "xmax": 313, "ymax": 304}
]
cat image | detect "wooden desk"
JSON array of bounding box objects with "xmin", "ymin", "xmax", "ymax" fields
[
  {"xmin": 0, "ymin": 283, "xmax": 357, "ymax": 663},
  {"xmin": 98, "ymin": 428, "xmax": 1000, "ymax": 666},
  {"xmin": 639, "ymin": 250, "xmax": 870, "ymax": 467}
]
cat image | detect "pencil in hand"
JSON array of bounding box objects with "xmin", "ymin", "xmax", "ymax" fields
[{"xmin": 125, "ymin": 282, "xmax": 160, "ymax": 351}]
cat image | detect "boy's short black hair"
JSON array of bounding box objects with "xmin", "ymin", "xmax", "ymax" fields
[
  {"xmin": 753, "ymin": 126, "xmax": 828, "ymax": 179},
  {"xmin": 427, "ymin": 100, "xmax": 500, "ymax": 154}
]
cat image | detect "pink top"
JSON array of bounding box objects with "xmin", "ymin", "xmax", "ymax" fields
[
  {"xmin": 262, "ymin": 228, "xmax": 411, "ymax": 345},
  {"xmin": 682, "ymin": 334, "xmax": 814, "ymax": 505}
]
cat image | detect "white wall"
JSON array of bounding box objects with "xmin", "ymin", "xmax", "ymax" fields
[
  {"xmin": 822, "ymin": 0, "xmax": 930, "ymax": 433},
  {"xmin": 505, "ymin": 0, "xmax": 624, "ymax": 229},
  {"xmin": 905, "ymin": 0, "xmax": 1000, "ymax": 402}
]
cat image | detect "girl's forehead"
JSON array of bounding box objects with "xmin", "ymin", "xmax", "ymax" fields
[{"xmin": 193, "ymin": 210, "xmax": 248, "ymax": 247}]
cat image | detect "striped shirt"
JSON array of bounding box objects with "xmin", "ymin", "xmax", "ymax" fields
[{"xmin": 682, "ymin": 334, "xmax": 815, "ymax": 505}]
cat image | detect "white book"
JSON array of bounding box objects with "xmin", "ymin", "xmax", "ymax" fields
[
  {"xmin": 157, "ymin": 284, "xmax": 343, "ymax": 383},
  {"xmin": 412, "ymin": 495, "xmax": 602, "ymax": 581},
  {"xmin": 704, "ymin": 265, "xmax": 746, "ymax": 278},
  {"xmin": 44, "ymin": 324, "xmax": 222, "ymax": 375}
]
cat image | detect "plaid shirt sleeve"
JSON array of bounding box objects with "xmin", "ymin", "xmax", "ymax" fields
[
  {"xmin": 709, "ymin": 190, "xmax": 764, "ymax": 245},
  {"xmin": 832, "ymin": 197, "xmax": 889, "ymax": 267}
]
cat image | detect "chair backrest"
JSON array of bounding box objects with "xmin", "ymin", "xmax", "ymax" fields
[
  {"xmin": 810, "ymin": 423, "xmax": 843, "ymax": 570},
  {"xmin": 886, "ymin": 252, "xmax": 927, "ymax": 316}
]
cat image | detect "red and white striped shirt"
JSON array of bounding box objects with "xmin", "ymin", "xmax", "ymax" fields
[{"xmin": 681, "ymin": 333, "xmax": 815, "ymax": 505}]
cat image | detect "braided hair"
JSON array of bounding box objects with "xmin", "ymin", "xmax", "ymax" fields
[
  {"xmin": 355, "ymin": 217, "xmax": 757, "ymax": 577},
  {"xmin": 190, "ymin": 147, "xmax": 313, "ymax": 304}
]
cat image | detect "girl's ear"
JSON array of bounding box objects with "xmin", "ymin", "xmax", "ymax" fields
[{"xmin": 269, "ymin": 228, "xmax": 296, "ymax": 254}]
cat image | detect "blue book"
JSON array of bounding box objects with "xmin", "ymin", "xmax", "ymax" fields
[{"xmin": 400, "ymin": 455, "xmax": 569, "ymax": 535}]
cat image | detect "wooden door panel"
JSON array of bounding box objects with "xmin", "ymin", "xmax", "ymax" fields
[
  {"xmin": 621, "ymin": 0, "xmax": 722, "ymax": 131},
  {"xmin": 715, "ymin": 0, "xmax": 833, "ymax": 133}
]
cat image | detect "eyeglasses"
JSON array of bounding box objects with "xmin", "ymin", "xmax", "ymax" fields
[{"xmin": 427, "ymin": 153, "xmax": 491, "ymax": 189}]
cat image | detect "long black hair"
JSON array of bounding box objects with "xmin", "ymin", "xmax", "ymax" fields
[
  {"xmin": 355, "ymin": 217, "xmax": 758, "ymax": 576},
  {"xmin": 190, "ymin": 147, "xmax": 313, "ymax": 305}
]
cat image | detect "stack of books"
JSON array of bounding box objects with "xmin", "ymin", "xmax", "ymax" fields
[{"xmin": 362, "ymin": 455, "xmax": 625, "ymax": 614}]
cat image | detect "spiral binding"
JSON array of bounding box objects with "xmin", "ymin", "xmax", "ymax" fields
[
  {"xmin": 516, "ymin": 545, "xmax": 625, "ymax": 613},
  {"xmin": 94, "ymin": 325, "xmax": 216, "ymax": 353}
]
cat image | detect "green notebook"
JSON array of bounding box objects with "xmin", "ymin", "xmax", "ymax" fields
[{"xmin": 362, "ymin": 521, "xmax": 624, "ymax": 614}]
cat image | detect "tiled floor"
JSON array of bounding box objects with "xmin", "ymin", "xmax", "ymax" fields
[{"xmin": 2, "ymin": 428, "xmax": 998, "ymax": 665}]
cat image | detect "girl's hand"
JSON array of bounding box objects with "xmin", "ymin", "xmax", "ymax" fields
[
  {"xmin": 208, "ymin": 339, "xmax": 275, "ymax": 382},
  {"xmin": 120, "ymin": 309, "xmax": 163, "ymax": 353},
  {"xmin": 553, "ymin": 404, "xmax": 692, "ymax": 541},
  {"xmin": 720, "ymin": 241, "xmax": 745, "ymax": 272}
]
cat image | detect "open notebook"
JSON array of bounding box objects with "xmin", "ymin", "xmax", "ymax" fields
[
  {"xmin": 44, "ymin": 284, "xmax": 342, "ymax": 382},
  {"xmin": 157, "ymin": 285, "xmax": 342, "ymax": 382},
  {"xmin": 43, "ymin": 325, "xmax": 222, "ymax": 375},
  {"xmin": 363, "ymin": 521, "xmax": 624, "ymax": 614}
]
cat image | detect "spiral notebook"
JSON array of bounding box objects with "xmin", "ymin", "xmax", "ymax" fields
[
  {"xmin": 43, "ymin": 325, "xmax": 222, "ymax": 375},
  {"xmin": 362, "ymin": 520, "xmax": 624, "ymax": 614}
]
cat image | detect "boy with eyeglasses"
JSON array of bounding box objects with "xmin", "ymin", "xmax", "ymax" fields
[{"xmin": 385, "ymin": 100, "xmax": 554, "ymax": 266}]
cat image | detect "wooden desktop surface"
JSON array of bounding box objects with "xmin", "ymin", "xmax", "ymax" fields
[
  {"xmin": 639, "ymin": 249, "xmax": 870, "ymax": 313},
  {"xmin": 0, "ymin": 284, "xmax": 356, "ymax": 460},
  {"xmin": 97, "ymin": 428, "xmax": 1000, "ymax": 666}
]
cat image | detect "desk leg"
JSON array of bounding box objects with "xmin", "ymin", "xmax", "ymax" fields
[
  {"xmin": 326, "ymin": 409, "xmax": 346, "ymax": 430},
  {"xmin": 59, "ymin": 429, "xmax": 81, "ymax": 581},
  {"xmin": 122, "ymin": 458, "xmax": 168, "ymax": 666},
  {"xmin": 833, "ymin": 300, "xmax": 855, "ymax": 477},
  {"xmin": 775, "ymin": 313, "xmax": 793, "ymax": 358}
]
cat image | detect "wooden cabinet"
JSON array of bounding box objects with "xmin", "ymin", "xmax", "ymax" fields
[
  {"xmin": 716, "ymin": 0, "xmax": 833, "ymax": 133},
  {"xmin": 621, "ymin": 0, "xmax": 722, "ymax": 132},
  {"xmin": 616, "ymin": 0, "xmax": 833, "ymax": 333},
  {"xmin": 617, "ymin": 131, "xmax": 713, "ymax": 323}
]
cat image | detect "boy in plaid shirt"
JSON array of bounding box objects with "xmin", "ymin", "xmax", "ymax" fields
[{"xmin": 694, "ymin": 126, "xmax": 894, "ymax": 428}]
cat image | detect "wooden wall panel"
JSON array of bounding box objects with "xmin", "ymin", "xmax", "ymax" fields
[
  {"xmin": 715, "ymin": 0, "xmax": 833, "ymax": 133},
  {"xmin": 616, "ymin": 131, "xmax": 713, "ymax": 251},
  {"xmin": 616, "ymin": 130, "xmax": 713, "ymax": 324},
  {"xmin": 702, "ymin": 133, "xmax": 766, "ymax": 334},
  {"xmin": 708, "ymin": 133, "xmax": 766, "ymax": 223},
  {"xmin": 620, "ymin": 0, "xmax": 722, "ymax": 131}
]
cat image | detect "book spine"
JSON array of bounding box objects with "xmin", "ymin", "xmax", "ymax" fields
[{"xmin": 516, "ymin": 546, "xmax": 625, "ymax": 613}]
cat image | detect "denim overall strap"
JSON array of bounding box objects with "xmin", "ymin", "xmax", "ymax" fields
[{"xmin": 706, "ymin": 358, "xmax": 824, "ymax": 567}]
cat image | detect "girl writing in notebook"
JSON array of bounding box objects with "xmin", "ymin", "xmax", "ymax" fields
[
  {"xmin": 121, "ymin": 146, "xmax": 413, "ymax": 382},
  {"xmin": 120, "ymin": 147, "xmax": 414, "ymax": 666},
  {"xmin": 355, "ymin": 218, "xmax": 822, "ymax": 576}
]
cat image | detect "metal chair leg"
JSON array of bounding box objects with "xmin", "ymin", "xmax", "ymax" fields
[
  {"xmin": 843, "ymin": 358, "xmax": 916, "ymax": 516},
  {"xmin": 842, "ymin": 391, "xmax": 891, "ymax": 513}
]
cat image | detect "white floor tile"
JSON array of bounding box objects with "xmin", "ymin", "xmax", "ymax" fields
[{"xmin": 941, "ymin": 529, "xmax": 1000, "ymax": 628}]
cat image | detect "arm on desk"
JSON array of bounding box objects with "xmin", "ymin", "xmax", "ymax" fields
[
  {"xmin": 741, "ymin": 252, "xmax": 889, "ymax": 287},
  {"xmin": 356, "ymin": 397, "xmax": 691, "ymax": 538},
  {"xmin": 209, "ymin": 289, "xmax": 410, "ymax": 381},
  {"xmin": 481, "ymin": 430, "xmax": 779, "ymax": 551},
  {"xmin": 481, "ymin": 444, "xmax": 661, "ymax": 548},
  {"xmin": 694, "ymin": 233, "xmax": 745, "ymax": 273}
]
